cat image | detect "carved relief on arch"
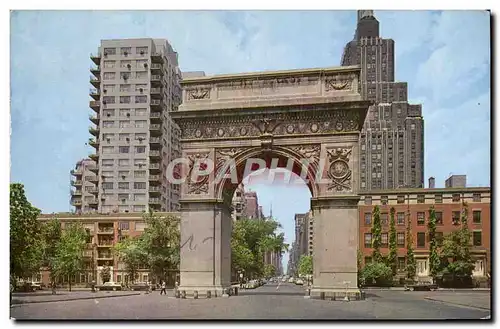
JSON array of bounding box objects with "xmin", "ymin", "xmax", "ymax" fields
[
  {"xmin": 186, "ymin": 152, "xmax": 211, "ymax": 195},
  {"xmin": 215, "ymin": 147, "xmax": 247, "ymax": 179},
  {"xmin": 326, "ymin": 147, "xmax": 352, "ymax": 192},
  {"xmin": 288, "ymin": 145, "xmax": 321, "ymax": 167}
]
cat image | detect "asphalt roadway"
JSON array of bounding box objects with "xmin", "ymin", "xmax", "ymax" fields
[{"xmin": 10, "ymin": 282, "xmax": 491, "ymax": 320}]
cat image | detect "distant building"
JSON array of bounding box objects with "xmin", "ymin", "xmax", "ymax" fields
[
  {"xmin": 445, "ymin": 175, "xmax": 467, "ymax": 188},
  {"xmin": 70, "ymin": 159, "xmax": 98, "ymax": 214}
]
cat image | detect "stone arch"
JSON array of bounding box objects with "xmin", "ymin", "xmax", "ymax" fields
[{"xmin": 215, "ymin": 145, "xmax": 320, "ymax": 201}]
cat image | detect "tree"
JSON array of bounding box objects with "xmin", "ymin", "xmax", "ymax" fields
[
  {"xmin": 440, "ymin": 202, "xmax": 475, "ymax": 286},
  {"xmin": 405, "ymin": 208, "xmax": 416, "ymax": 281},
  {"xmin": 388, "ymin": 207, "xmax": 397, "ymax": 276},
  {"xmin": 360, "ymin": 262, "xmax": 393, "ymax": 287},
  {"xmin": 100, "ymin": 264, "xmax": 111, "ymax": 284},
  {"xmin": 298, "ymin": 255, "xmax": 313, "ymax": 276},
  {"xmin": 41, "ymin": 217, "xmax": 62, "ymax": 287},
  {"xmin": 263, "ymin": 264, "xmax": 276, "ymax": 278},
  {"xmin": 427, "ymin": 206, "xmax": 441, "ymax": 280},
  {"xmin": 10, "ymin": 183, "xmax": 44, "ymax": 286},
  {"xmin": 113, "ymin": 236, "xmax": 146, "ymax": 284},
  {"xmin": 371, "ymin": 205, "xmax": 382, "ymax": 262},
  {"xmin": 52, "ymin": 222, "xmax": 87, "ymax": 291},
  {"xmin": 140, "ymin": 213, "xmax": 180, "ymax": 284}
]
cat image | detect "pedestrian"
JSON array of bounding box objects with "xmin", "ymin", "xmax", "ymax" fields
[{"xmin": 160, "ymin": 280, "xmax": 167, "ymax": 295}]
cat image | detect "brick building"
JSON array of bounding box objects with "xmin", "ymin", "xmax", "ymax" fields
[
  {"xmin": 358, "ymin": 185, "xmax": 491, "ymax": 280},
  {"xmin": 37, "ymin": 212, "xmax": 179, "ymax": 288}
]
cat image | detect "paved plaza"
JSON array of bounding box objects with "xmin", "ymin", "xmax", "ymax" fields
[{"xmin": 10, "ymin": 283, "xmax": 491, "ymax": 320}]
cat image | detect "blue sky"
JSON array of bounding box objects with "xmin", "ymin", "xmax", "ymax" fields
[{"xmin": 10, "ymin": 10, "xmax": 491, "ymax": 273}]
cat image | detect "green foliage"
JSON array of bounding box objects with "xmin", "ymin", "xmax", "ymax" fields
[
  {"xmin": 388, "ymin": 207, "xmax": 397, "ymax": 276},
  {"xmin": 263, "ymin": 264, "xmax": 276, "ymax": 278},
  {"xmin": 113, "ymin": 236, "xmax": 146, "ymax": 284},
  {"xmin": 427, "ymin": 206, "xmax": 441, "ymax": 279},
  {"xmin": 52, "ymin": 222, "xmax": 87, "ymax": 291},
  {"xmin": 231, "ymin": 218, "xmax": 286, "ymax": 279},
  {"xmin": 100, "ymin": 265, "xmax": 111, "ymax": 283},
  {"xmin": 371, "ymin": 205, "xmax": 382, "ymax": 262},
  {"xmin": 440, "ymin": 202, "xmax": 475, "ymax": 279},
  {"xmin": 139, "ymin": 213, "xmax": 180, "ymax": 282},
  {"xmin": 360, "ymin": 262, "xmax": 393, "ymax": 287},
  {"xmin": 405, "ymin": 209, "xmax": 416, "ymax": 280},
  {"xmin": 298, "ymin": 255, "xmax": 313, "ymax": 276},
  {"xmin": 41, "ymin": 217, "xmax": 62, "ymax": 283},
  {"xmin": 10, "ymin": 183, "xmax": 44, "ymax": 284}
]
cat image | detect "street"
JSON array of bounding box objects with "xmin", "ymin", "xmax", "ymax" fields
[{"xmin": 11, "ymin": 282, "xmax": 491, "ymax": 320}]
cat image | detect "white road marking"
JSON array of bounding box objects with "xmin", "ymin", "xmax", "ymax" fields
[{"xmin": 94, "ymin": 300, "xmax": 99, "ymax": 304}]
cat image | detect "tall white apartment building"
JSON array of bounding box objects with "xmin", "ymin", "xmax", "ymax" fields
[
  {"xmin": 70, "ymin": 158, "xmax": 98, "ymax": 213},
  {"xmin": 82, "ymin": 38, "xmax": 182, "ymax": 214}
]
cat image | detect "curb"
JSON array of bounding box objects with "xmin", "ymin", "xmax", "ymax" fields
[
  {"xmin": 12, "ymin": 292, "xmax": 141, "ymax": 305},
  {"xmin": 424, "ymin": 297, "xmax": 491, "ymax": 311}
]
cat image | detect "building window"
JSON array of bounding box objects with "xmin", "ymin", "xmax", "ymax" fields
[
  {"xmin": 381, "ymin": 213, "xmax": 388, "ymax": 226},
  {"xmin": 121, "ymin": 47, "xmax": 131, "ymax": 55},
  {"xmin": 452, "ymin": 193, "xmax": 461, "ymax": 202},
  {"xmin": 417, "ymin": 232, "xmax": 425, "ymax": 248},
  {"xmin": 135, "ymin": 120, "xmax": 147, "ymax": 128},
  {"xmin": 103, "ymin": 72, "xmax": 116, "ymax": 80},
  {"xmin": 364, "ymin": 233, "xmax": 372, "ymax": 248},
  {"xmin": 134, "ymin": 171, "xmax": 146, "ymax": 178},
  {"xmin": 473, "ymin": 193, "xmax": 481, "ymax": 202},
  {"xmin": 417, "ymin": 212, "xmax": 425, "ymax": 225},
  {"xmin": 136, "ymin": 47, "xmax": 148, "ymax": 55},
  {"xmin": 102, "ymin": 96, "xmax": 116, "ymax": 104},
  {"xmin": 397, "ymin": 232, "xmax": 405, "ymax": 247},
  {"xmin": 134, "ymin": 182, "xmax": 146, "ymax": 190},
  {"xmin": 417, "ymin": 195, "xmax": 425, "ymax": 204},
  {"xmin": 473, "ymin": 231, "xmax": 482, "ymax": 246},
  {"xmin": 118, "ymin": 182, "xmax": 129, "ymax": 190},
  {"xmin": 397, "ymin": 257, "xmax": 405, "ymax": 270},
  {"xmin": 381, "ymin": 233, "xmax": 388, "ymax": 247},
  {"xmin": 364, "ymin": 196, "xmax": 372, "ymax": 205},
  {"xmin": 120, "ymin": 96, "xmax": 131, "ymax": 104},
  {"xmin": 102, "ymin": 182, "xmax": 113, "ymax": 190},
  {"xmin": 397, "ymin": 195, "xmax": 405, "ymax": 204},
  {"xmin": 435, "ymin": 194, "xmax": 443, "ymax": 203},
  {"xmin": 397, "ymin": 212, "xmax": 405, "ymax": 225},
  {"xmin": 452, "ymin": 211, "xmax": 461, "ymax": 225},
  {"xmin": 119, "ymin": 222, "xmax": 130, "ymax": 231},
  {"xmin": 381, "ymin": 196, "xmax": 388, "ymax": 205},
  {"xmin": 473, "ymin": 210, "xmax": 481, "ymax": 224},
  {"xmin": 119, "ymin": 146, "xmax": 130, "ymax": 154},
  {"xmin": 135, "ymin": 95, "xmax": 147, "ymax": 103},
  {"xmin": 103, "ymin": 60, "xmax": 115, "ymax": 68},
  {"xmin": 435, "ymin": 212, "xmax": 443, "ymax": 225},
  {"xmin": 364, "ymin": 213, "xmax": 372, "ymax": 225}
]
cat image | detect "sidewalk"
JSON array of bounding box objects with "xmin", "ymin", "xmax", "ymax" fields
[
  {"xmin": 363, "ymin": 287, "xmax": 490, "ymax": 292},
  {"xmin": 424, "ymin": 292, "xmax": 491, "ymax": 310},
  {"xmin": 12, "ymin": 290, "xmax": 141, "ymax": 305}
]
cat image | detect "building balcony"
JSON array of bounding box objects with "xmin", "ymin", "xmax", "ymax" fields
[
  {"xmin": 70, "ymin": 168, "xmax": 83, "ymax": 176},
  {"xmin": 150, "ymin": 87, "xmax": 161, "ymax": 97},
  {"xmin": 149, "ymin": 137, "xmax": 161, "ymax": 145},
  {"xmin": 89, "ymin": 125, "xmax": 100, "ymax": 136},
  {"xmin": 149, "ymin": 163, "xmax": 161, "ymax": 173},
  {"xmin": 90, "ymin": 65, "xmax": 100, "ymax": 77},
  {"xmin": 89, "ymin": 114, "xmax": 100, "ymax": 125},
  {"xmin": 149, "ymin": 174, "xmax": 160, "ymax": 181},
  {"xmin": 87, "ymin": 187, "xmax": 98, "ymax": 194},
  {"xmin": 149, "ymin": 186, "xmax": 161, "ymax": 194},
  {"xmin": 97, "ymin": 254, "xmax": 113, "ymax": 260},
  {"xmin": 88, "ymin": 198, "xmax": 98, "ymax": 205},
  {"xmin": 83, "ymin": 250, "xmax": 93, "ymax": 258},
  {"xmin": 71, "ymin": 180, "xmax": 82, "ymax": 187},
  {"xmin": 71, "ymin": 190, "xmax": 82, "ymax": 196},
  {"xmin": 150, "ymin": 63, "xmax": 162, "ymax": 70},
  {"xmin": 97, "ymin": 240, "xmax": 113, "ymax": 247},
  {"xmin": 90, "ymin": 76, "xmax": 100, "ymax": 88},
  {"xmin": 88, "ymin": 138, "xmax": 100, "ymax": 149},
  {"xmin": 89, "ymin": 101, "xmax": 100, "ymax": 111},
  {"xmin": 90, "ymin": 52, "xmax": 101, "ymax": 64},
  {"xmin": 89, "ymin": 88, "xmax": 100, "ymax": 100},
  {"xmin": 88, "ymin": 165, "xmax": 98, "ymax": 174},
  {"xmin": 89, "ymin": 153, "xmax": 99, "ymax": 161},
  {"xmin": 71, "ymin": 199, "xmax": 82, "ymax": 206},
  {"xmin": 149, "ymin": 124, "xmax": 161, "ymax": 135},
  {"xmin": 150, "ymin": 112, "xmax": 162, "ymax": 122},
  {"xmin": 86, "ymin": 175, "xmax": 98, "ymax": 184},
  {"xmin": 151, "ymin": 52, "xmax": 163, "ymax": 63},
  {"xmin": 149, "ymin": 150, "xmax": 161, "ymax": 159},
  {"xmin": 150, "ymin": 75, "xmax": 161, "ymax": 82},
  {"xmin": 149, "ymin": 198, "xmax": 161, "ymax": 205},
  {"xmin": 97, "ymin": 228, "xmax": 114, "ymax": 235}
]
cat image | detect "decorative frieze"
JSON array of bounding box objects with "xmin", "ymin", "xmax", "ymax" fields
[
  {"xmin": 326, "ymin": 147, "xmax": 353, "ymax": 192},
  {"xmin": 186, "ymin": 153, "xmax": 211, "ymax": 194},
  {"xmin": 186, "ymin": 88, "xmax": 211, "ymax": 100}
]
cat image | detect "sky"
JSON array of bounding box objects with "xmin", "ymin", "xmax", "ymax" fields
[{"xmin": 10, "ymin": 10, "xmax": 491, "ymax": 273}]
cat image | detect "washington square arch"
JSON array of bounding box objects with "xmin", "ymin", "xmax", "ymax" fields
[{"xmin": 170, "ymin": 65, "xmax": 371, "ymax": 299}]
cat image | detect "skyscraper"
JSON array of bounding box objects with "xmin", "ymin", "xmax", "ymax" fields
[
  {"xmin": 78, "ymin": 38, "xmax": 182, "ymax": 214},
  {"xmin": 341, "ymin": 11, "xmax": 424, "ymax": 190}
]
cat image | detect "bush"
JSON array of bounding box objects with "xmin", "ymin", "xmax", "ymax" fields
[
  {"xmin": 360, "ymin": 262, "xmax": 394, "ymax": 287},
  {"xmin": 472, "ymin": 276, "xmax": 489, "ymax": 288}
]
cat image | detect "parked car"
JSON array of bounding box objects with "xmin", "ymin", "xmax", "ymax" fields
[
  {"xmin": 129, "ymin": 282, "xmax": 150, "ymax": 291},
  {"xmin": 295, "ymin": 279, "xmax": 304, "ymax": 285},
  {"xmin": 96, "ymin": 282, "xmax": 122, "ymax": 291}
]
